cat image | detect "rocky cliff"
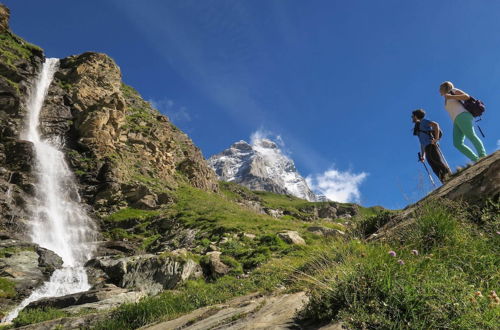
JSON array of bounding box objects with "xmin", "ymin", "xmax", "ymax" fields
[
  {"xmin": 0, "ymin": 7, "xmax": 218, "ymax": 240},
  {"xmin": 209, "ymin": 139, "xmax": 320, "ymax": 202}
]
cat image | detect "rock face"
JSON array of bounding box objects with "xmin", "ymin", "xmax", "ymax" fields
[
  {"xmin": 0, "ymin": 238, "xmax": 63, "ymax": 317},
  {"xmin": 85, "ymin": 254, "xmax": 202, "ymax": 295},
  {"xmin": 209, "ymin": 139, "xmax": 319, "ymax": 202},
  {"xmin": 0, "ymin": 4, "xmax": 9, "ymax": 33},
  {"xmin": 0, "ymin": 18, "xmax": 44, "ymax": 238},
  {"xmin": 39, "ymin": 52, "xmax": 218, "ymax": 213}
]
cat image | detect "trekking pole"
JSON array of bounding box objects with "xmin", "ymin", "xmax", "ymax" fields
[
  {"xmin": 418, "ymin": 152, "xmax": 436, "ymax": 187},
  {"xmin": 435, "ymin": 143, "xmax": 451, "ymax": 173}
]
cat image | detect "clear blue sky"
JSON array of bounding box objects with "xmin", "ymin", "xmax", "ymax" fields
[{"xmin": 4, "ymin": 0, "xmax": 499, "ymax": 209}]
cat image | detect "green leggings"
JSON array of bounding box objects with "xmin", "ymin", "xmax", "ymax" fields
[{"xmin": 453, "ymin": 112, "xmax": 486, "ymax": 162}]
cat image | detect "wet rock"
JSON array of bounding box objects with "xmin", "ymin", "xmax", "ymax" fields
[
  {"xmin": 36, "ymin": 247, "xmax": 64, "ymax": 275},
  {"xmin": 0, "ymin": 240, "xmax": 63, "ymax": 315},
  {"xmin": 278, "ymin": 231, "xmax": 306, "ymax": 245},
  {"xmin": 95, "ymin": 240, "xmax": 136, "ymax": 257}
]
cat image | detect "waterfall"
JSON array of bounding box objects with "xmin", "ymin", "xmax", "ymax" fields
[{"xmin": 3, "ymin": 58, "xmax": 97, "ymax": 323}]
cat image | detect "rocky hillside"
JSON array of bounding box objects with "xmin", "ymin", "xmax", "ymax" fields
[
  {"xmin": 209, "ymin": 139, "xmax": 320, "ymax": 202},
  {"xmin": 0, "ymin": 6, "xmax": 218, "ymax": 240}
]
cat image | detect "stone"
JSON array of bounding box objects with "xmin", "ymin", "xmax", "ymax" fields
[
  {"xmin": 204, "ymin": 251, "xmax": 230, "ymax": 278},
  {"xmin": 278, "ymin": 231, "xmax": 306, "ymax": 245},
  {"xmin": 85, "ymin": 254, "xmax": 202, "ymax": 294},
  {"xmin": 307, "ymin": 226, "xmax": 345, "ymax": 237},
  {"xmin": 0, "ymin": 240, "xmax": 63, "ymax": 315},
  {"xmin": 265, "ymin": 208, "xmax": 284, "ymax": 218},
  {"xmin": 318, "ymin": 205, "xmax": 338, "ymax": 219}
]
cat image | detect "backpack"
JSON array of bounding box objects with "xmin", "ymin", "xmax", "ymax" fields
[
  {"xmin": 450, "ymin": 90, "xmax": 485, "ymax": 117},
  {"xmin": 413, "ymin": 122, "xmax": 443, "ymax": 139}
]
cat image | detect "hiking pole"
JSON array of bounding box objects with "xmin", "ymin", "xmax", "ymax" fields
[
  {"xmin": 418, "ymin": 152, "xmax": 436, "ymax": 187},
  {"xmin": 435, "ymin": 143, "xmax": 451, "ymax": 173}
]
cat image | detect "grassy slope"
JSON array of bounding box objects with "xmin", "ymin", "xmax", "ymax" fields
[{"xmin": 11, "ymin": 182, "xmax": 498, "ymax": 329}]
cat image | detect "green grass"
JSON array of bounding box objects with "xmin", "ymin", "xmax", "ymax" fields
[
  {"xmin": 105, "ymin": 208, "xmax": 160, "ymax": 222},
  {"xmin": 0, "ymin": 32, "xmax": 40, "ymax": 69},
  {"xmin": 12, "ymin": 308, "xmax": 69, "ymax": 328},
  {"xmin": 0, "ymin": 278, "xmax": 16, "ymax": 299},
  {"xmin": 91, "ymin": 249, "xmax": 313, "ymax": 330},
  {"xmin": 300, "ymin": 200, "xmax": 500, "ymax": 329}
]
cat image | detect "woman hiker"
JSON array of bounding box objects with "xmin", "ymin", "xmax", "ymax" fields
[
  {"xmin": 412, "ymin": 109, "xmax": 451, "ymax": 183},
  {"xmin": 439, "ymin": 81, "xmax": 486, "ymax": 162}
]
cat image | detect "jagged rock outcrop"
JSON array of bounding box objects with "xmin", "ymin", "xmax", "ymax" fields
[
  {"xmin": 209, "ymin": 139, "xmax": 319, "ymax": 201},
  {"xmin": 0, "ymin": 238, "xmax": 63, "ymax": 317},
  {"xmin": 372, "ymin": 151, "xmax": 500, "ymax": 240}
]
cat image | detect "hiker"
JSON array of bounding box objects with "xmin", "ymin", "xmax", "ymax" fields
[
  {"xmin": 439, "ymin": 81, "xmax": 486, "ymax": 162},
  {"xmin": 412, "ymin": 109, "xmax": 451, "ymax": 183}
]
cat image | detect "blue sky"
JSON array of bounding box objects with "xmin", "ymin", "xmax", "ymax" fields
[{"xmin": 4, "ymin": 0, "xmax": 499, "ymax": 209}]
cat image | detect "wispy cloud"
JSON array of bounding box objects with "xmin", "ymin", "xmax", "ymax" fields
[
  {"xmin": 149, "ymin": 98, "xmax": 191, "ymax": 123},
  {"xmin": 497, "ymin": 139, "xmax": 500, "ymax": 150},
  {"xmin": 250, "ymin": 128, "xmax": 285, "ymax": 148},
  {"xmin": 306, "ymin": 168, "xmax": 368, "ymax": 203}
]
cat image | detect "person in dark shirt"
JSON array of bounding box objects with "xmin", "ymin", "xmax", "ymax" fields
[{"xmin": 412, "ymin": 109, "xmax": 451, "ymax": 183}]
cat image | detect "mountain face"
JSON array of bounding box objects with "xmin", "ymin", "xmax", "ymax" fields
[{"xmin": 209, "ymin": 139, "xmax": 320, "ymax": 202}]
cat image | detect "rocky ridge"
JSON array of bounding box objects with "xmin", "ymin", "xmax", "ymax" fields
[{"xmin": 209, "ymin": 139, "xmax": 321, "ymax": 202}]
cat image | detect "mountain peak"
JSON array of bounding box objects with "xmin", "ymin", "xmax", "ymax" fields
[{"xmin": 209, "ymin": 137, "xmax": 321, "ymax": 202}]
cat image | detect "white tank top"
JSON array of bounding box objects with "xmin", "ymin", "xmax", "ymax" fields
[{"xmin": 444, "ymin": 88, "xmax": 467, "ymax": 122}]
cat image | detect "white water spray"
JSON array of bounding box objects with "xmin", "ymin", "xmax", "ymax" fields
[{"xmin": 3, "ymin": 58, "xmax": 96, "ymax": 322}]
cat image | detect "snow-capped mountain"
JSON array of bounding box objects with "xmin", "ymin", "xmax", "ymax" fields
[{"xmin": 208, "ymin": 139, "xmax": 322, "ymax": 202}]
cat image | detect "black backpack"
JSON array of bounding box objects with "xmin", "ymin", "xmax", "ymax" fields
[
  {"xmin": 450, "ymin": 90, "xmax": 485, "ymax": 117},
  {"xmin": 413, "ymin": 122, "xmax": 443, "ymax": 139}
]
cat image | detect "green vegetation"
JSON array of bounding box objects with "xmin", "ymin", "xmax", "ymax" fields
[
  {"xmin": 0, "ymin": 278, "xmax": 16, "ymax": 299},
  {"xmin": 300, "ymin": 200, "xmax": 500, "ymax": 329},
  {"xmin": 13, "ymin": 308, "xmax": 69, "ymax": 328},
  {"xmin": 0, "ymin": 32, "xmax": 40, "ymax": 69}
]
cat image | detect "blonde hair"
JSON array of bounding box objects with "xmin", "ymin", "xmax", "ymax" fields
[{"xmin": 440, "ymin": 81, "xmax": 454, "ymax": 93}]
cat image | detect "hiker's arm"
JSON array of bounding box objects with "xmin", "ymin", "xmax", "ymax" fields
[
  {"xmin": 429, "ymin": 121, "xmax": 440, "ymax": 143},
  {"xmin": 445, "ymin": 89, "xmax": 470, "ymax": 100},
  {"xmin": 420, "ymin": 145, "xmax": 425, "ymax": 161}
]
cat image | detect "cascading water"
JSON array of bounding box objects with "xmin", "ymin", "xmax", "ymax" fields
[{"xmin": 3, "ymin": 58, "xmax": 97, "ymax": 323}]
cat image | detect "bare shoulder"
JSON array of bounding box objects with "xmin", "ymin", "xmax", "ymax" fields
[{"xmin": 453, "ymin": 88, "xmax": 466, "ymax": 95}]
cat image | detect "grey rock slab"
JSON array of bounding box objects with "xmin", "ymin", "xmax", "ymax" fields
[
  {"xmin": 278, "ymin": 231, "xmax": 306, "ymax": 246},
  {"xmin": 142, "ymin": 292, "xmax": 308, "ymax": 330}
]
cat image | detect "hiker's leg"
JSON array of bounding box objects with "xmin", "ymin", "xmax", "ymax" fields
[
  {"xmin": 425, "ymin": 144, "xmax": 448, "ymax": 182},
  {"xmin": 454, "ymin": 112, "xmax": 486, "ymax": 159},
  {"xmin": 453, "ymin": 114, "xmax": 479, "ymax": 162}
]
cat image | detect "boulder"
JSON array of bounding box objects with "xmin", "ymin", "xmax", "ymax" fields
[
  {"xmin": 278, "ymin": 231, "xmax": 306, "ymax": 245},
  {"xmin": 203, "ymin": 251, "xmax": 230, "ymax": 278},
  {"xmin": 85, "ymin": 254, "xmax": 202, "ymax": 294},
  {"xmin": 317, "ymin": 205, "xmax": 338, "ymax": 219},
  {"xmin": 0, "ymin": 240, "xmax": 63, "ymax": 315},
  {"xmin": 307, "ymin": 226, "xmax": 345, "ymax": 237}
]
